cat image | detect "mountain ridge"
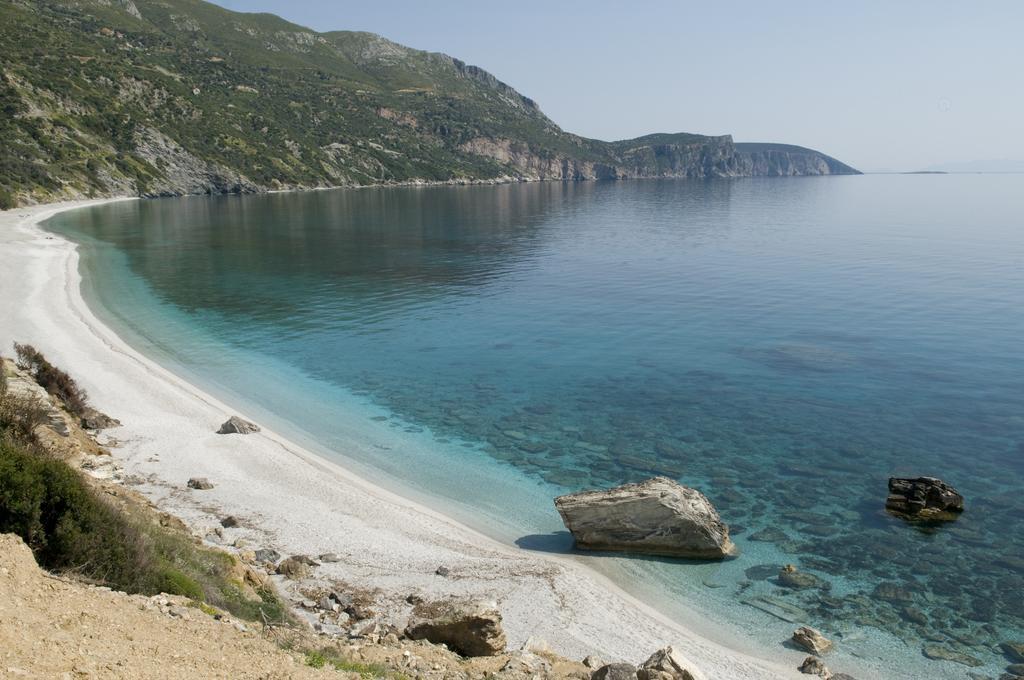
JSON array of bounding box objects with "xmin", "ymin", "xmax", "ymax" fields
[{"xmin": 0, "ymin": 0, "xmax": 859, "ymax": 207}]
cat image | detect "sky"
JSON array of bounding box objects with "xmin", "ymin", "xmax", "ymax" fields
[{"xmin": 210, "ymin": 1, "xmax": 1024, "ymax": 172}]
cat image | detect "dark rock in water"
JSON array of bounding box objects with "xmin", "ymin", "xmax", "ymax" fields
[
  {"xmin": 745, "ymin": 563, "xmax": 783, "ymax": 580},
  {"xmin": 636, "ymin": 646, "xmax": 706, "ymax": 680},
  {"xmin": 885, "ymin": 477, "xmax": 963, "ymax": 520},
  {"xmin": 900, "ymin": 606, "xmax": 928, "ymax": 626},
  {"xmin": 1003, "ymin": 642, "xmax": 1024, "ymax": 663},
  {"xmin": 873, "ymin": 582, "xmax": 915, "ymax": 603},
  {"xmin": 217, "ymin": 415, "xmax": 261, "ymax": 435},
  {"xmin": 186, "ymin": 477, "xmax": 214, "ymax": 490},
  {"xmin": 592, "ymin": 663, "xmax": 639, "ymax": 680},
  {"xmin": 1006, "ymin": 664, "xmax": 1024, "ymax": 675},
  {"xmin": 404, "ymin": 598, "xmax": 506, "ymax": 657},
  {"xmin": 554, "ymin": 477, "xmax": 735, "ymax": 559},
  {"xmin": 80, "ymin": 407, "xmax": 120, "ymax": 430},
  {"xmin": 798, "ymin": 656, "xmax": 831, "ymax": 677},
  {"xmin": 779, "ymin": 564, "xmax": 823, "ymax": 589},
  {"xmin": 748, "ymin": 527, "xmax": 790, "ymax": 543}
]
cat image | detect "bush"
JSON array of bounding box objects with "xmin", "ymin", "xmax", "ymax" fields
[
  {"xmin": 13, "ymin": 343, "xmax": 89, "ymax": 416},
  {"xmin": 0, "ymin": 390, "xmax": 49, "ymax": 445},
  {"xmin": 0, "ymin": 188, "xmax": 16, "ymax": 210},
  {"xmin": 0, "ymin": 440, "xmax": 287, "ymax": 622}
]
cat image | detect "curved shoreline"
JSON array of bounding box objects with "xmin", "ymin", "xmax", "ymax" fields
[{"xmin": 3, "ymin": 198, "xmax": 814, "ymax": 679}]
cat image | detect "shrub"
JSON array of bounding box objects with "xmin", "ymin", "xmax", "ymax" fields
[
  {"xmin": 0, "ymin": 188, "xmax": 15, "ymax": 210},
  {"xmin": 0, "ymin": 390, "xmax": 49, "ymax": 446},
  {"xmin": 12, "ymin": 343, "xmax": 89, "ymax": 416},
  {"xmin": 0, "ymin": 440, "xmax": 287, "ymax": 622}
]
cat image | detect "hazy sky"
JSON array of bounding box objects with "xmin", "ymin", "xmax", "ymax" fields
[{"xmin": 211, "ymin": 1, "xmax": 1023, "ymax": 172}]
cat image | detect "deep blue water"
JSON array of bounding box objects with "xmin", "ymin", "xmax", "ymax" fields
[{"xmin": 47, "ymin": 176, "xmax": 1024, "ymax": 678}]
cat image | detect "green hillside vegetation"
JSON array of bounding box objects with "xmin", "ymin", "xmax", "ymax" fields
[{"xmin": 0, "ymin": 0, "xmax": 858, "ymax": 205}]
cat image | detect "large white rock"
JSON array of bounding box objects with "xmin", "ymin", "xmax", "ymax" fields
[{"xmin": 554, "ymin": 477, "xmax": 735, "ymax": 559}]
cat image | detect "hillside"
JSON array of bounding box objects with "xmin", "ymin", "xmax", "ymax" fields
[{"xmin": 0, "ymin": 0, "xmax": 859, "ymax": 206}]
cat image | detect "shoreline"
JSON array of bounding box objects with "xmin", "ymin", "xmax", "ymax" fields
[{"xmin": 2, "ymin": 198, "xmax": 808, "ymax": 679}]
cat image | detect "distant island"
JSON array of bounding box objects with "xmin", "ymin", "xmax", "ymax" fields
[{"xmin": 0, "ymin": 0, "xmax": 859, "ymax": 208}]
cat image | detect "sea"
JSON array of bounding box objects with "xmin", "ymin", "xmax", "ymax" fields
[{"xmin": 46, "ymin": 174, "xmax": 1024, "ymax": 678}]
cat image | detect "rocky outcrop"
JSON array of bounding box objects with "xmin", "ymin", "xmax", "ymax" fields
[
  {"xmin": 885, "ymin": 477, "xmax": 964, "ymax": 520},
  {"xmin": 217, "ymin": 415, "xmax": 261, "ymax": 435},
  {"xmin": 404, "ymin": 598, "xmax": 506, "ymax": 657},
  {"xmin": 80, "ymin": 407, "xmax": 120, "ymax": 431},
  {"xmin": 792, "ymin": 627, "xmax": 833, "ymax": 655},
  {"xmin": 636, "ymin": 646, "xmax": 706, "ymax": 680},
  {"xmin": 554, "ymin": 477, "xmax": 735, "ymax": 559}
]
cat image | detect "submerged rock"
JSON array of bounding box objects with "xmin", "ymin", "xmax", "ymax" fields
[
  {"xmin": 217, "ymin": 415, "xmax": 261, "ymax": 435},
  {"xmin": 792, "ymin": 626, "xmax": 833, "ymax": 655},
  {"xmin": 554, "ymin": 477, "xmax": 735, "ymax": 559},
  {"xmin": 885, "ymin": 477, "xmax": 963, "ymax": 521},
  {"xmin": 636, "ymin": 646, "xmax": 706, "ymax": 680},
  {"xmin": 404, "ymin": 598, "xmax": 506, "ymax": 657},
  {"xmin": 922, "ymin": 644, "xmax": 983, "ymax": 667},
  {"xmin": 1002, "ymin": 642, "xmax": 1024, "ymax": 663},
  {"xmin": 779, "ymin": 564, "xmax": 823, "ymax": 589}
]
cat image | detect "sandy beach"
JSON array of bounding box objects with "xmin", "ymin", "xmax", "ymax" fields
[{"xmin": 0, "ymin": 199, "xmax": 806, "ymax": 679}]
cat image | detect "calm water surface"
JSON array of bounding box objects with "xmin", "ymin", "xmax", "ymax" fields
[{"xmin": 47, "ymin": 176, "xmax": 1024, "ymax": 678}]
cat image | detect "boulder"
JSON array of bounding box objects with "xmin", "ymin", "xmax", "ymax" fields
[
  {"xmin": 187, "ymin": 477, "xmax": 214, "ymax": 490},
  {"xmin": 554, "ymin": 477, "xmax": 735, "ymax": 559},
  {"xmin": 404, "ymin": 598, "xmax": 506, "ymax": 657},
  {"xmin": 582, "ymin": 655, "xmax": 607, "ymax": 670},
  {"xmin": 80, "ymin": 407, "xmax": 120, "ymax": 430},
  {"xmin": 792, "ymin": 627, "xmax": 833, "ymax": 655},
  {"xmin": 798, "ymin": 656, "xmax": 831, "ymax": 678},
  {"xmin": 885, "ymin": 477, "xmax": 963, "ymax": 520},
  {"xmin": 220, "ymin": 516, "xmax": 240, "ymax": 528},
  {"xmin": 253, "ymin": 548, "xmax": 281, "ymax": 564},
  {"xmin": 217, "ymin": 415, "xmax": 260, "ymax": 435},
  {"xmin": 592, "ymin": 663, "xmax": 639, "ymax": 680},
  {"xmin": 276, "ymin": 556, "xmax": 312, "ymax": 580},
  {"xmin": 636, "ymin": 646, "xmax": 706, "ymax": 680}
]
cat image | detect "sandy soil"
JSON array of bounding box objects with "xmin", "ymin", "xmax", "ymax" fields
[{"xmin": 0, "ymin": 200, "xmax": 804, "ymax": 679}]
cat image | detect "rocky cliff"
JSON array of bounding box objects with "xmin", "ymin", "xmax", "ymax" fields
[{"xmin": 0, "ymin": 0, "xmax": 859, "ymax": 207}]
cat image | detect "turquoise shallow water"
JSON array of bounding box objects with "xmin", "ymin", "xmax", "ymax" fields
[{"xmin": 47, "ymin": 176, "xmax": 1024, "ymax": 678}]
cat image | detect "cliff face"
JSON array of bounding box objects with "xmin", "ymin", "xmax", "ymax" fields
[
  {"xmin": 0, "ymin": 0, "xmax": 859, "ymax": 207},
  {"xmin": 456, "ymin": 136, "xmax": 857, "ymax": 182},
  {"xmin": 734, "ymin": 143, "xmax": 860, "ymax": 176}
]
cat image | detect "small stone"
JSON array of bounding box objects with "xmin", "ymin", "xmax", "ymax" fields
[
  {"xmin": 592, "ymin": 663, "xmax": 639, "ymax": 680},
  {"xmin": 253, "ymin": 548, "xmax": 280, "ymax": 564},
  {"xmin": 798, "ymin": 656, "xmax": 831, "ymax": 677},
  {"xmin": 435, "ymin": 565, "xmax": 451, "ymax": 577},
  {"xmin": 220, "ymin": 516, "xmax": 240, "ymax": 528},
  {"xmin": 187, "ymin": 477, "xmax": 214, "ymax": 490},
  {"xmin": 792, "ymin": 626, "xmax": 833, "ymax": 655},
  {"xmin": 217, "ymin": 415, "xmax": 260, "ymax": 435},
  {"xmin": 318, "ymin": 553, "xmax": 341, "ymax": 563}
]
